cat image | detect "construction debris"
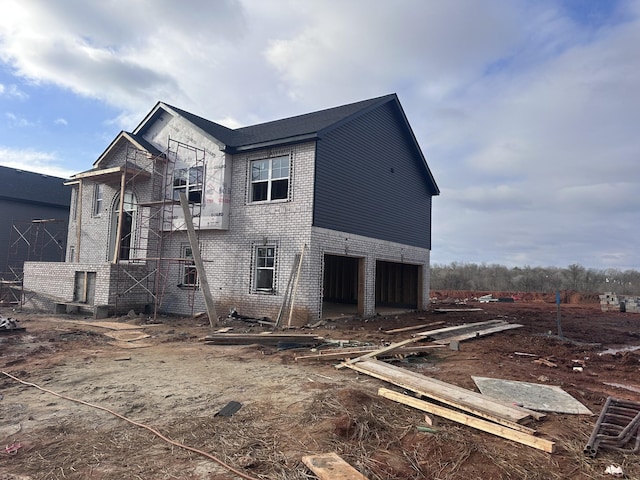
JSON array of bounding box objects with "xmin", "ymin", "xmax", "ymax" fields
[
  {"xmin": 295, "ymin": 344, "xmax": 445, "ymax": 362},
  {"xmin": 600, "ymin": 292, "xmax": 640, "ymax": 313},
  {"xmin": 215, "ymin": 401, "xmax": 243, "ymax": 417},
  {"xmin": 378, "ymin": 388, "xmax": 556, "ymax": 453},
  {"xmin": 301, "ymin": 452, "xmax": 368, "ymax": 480},
  {"xmin": 472, "ymin": 376, "xmax": 593, "ymax": 415},
  {"xmin": 341, "ymin": 359, "xmax": 543, "ymax": 427},
  {"xmin": 0, "ymin": 315, "xmax": 25, "ymax": 334},
  {"xmin": 584, "ymin": 396, "xmax": 640, "ymax": 458},
  {"xmin": 383, "ymin": 321, "xmax": 444, "ymax": 334}
]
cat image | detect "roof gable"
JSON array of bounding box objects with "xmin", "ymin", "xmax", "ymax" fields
[{"xmin": 94, "ymin": 131, "xmax": 162, "ymax": 169}]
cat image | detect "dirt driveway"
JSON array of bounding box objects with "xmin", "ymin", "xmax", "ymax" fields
[{"xmin": 1, "ymin": 300, "xmax": 639, "ymax": 479}]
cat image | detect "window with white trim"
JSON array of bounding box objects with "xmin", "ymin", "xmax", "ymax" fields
[
  {"xmin": 93, "ymin": 184, "xmax": 104, "ymax": 216},
  {"xmin": 173, "ymin": 165, "xmax": 204, "ymax": 204},
  {"xmin": 254, "ymin": 245, "xmax": 276, "ymax": 292},
  {"xmin": 250, "ymin": 156, "xmax": 290, "ymax": 202},
  {"xmin": 180, "ymin": 245, "xmax": 198, "ymax": 288}
]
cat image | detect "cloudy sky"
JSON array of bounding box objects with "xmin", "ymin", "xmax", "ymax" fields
[{"xmin": 0, "ymin": 0, "xmax": 638, "ymax": 270}]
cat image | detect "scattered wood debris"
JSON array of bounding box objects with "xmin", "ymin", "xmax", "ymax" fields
[
  {"xmin": 295, "ymin": 344, "xmax": 445, "ymax": 362},
  {"xmin": 533, "ymin": 358, "xmax": 558, "ymax": 368}
]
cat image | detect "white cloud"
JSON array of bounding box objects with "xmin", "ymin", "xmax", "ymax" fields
[
  {"xmin": 0, "ymin": 83, "xmax": 28, "ymax": 99},
  {"xmin": 5, "ymin": 112, "xmax": 36, "ymax": 127},
  {"xmin": 0, "ymin": 146, "xmax": 75, "ymax": 178},
  {"xmin": 54, "ymin": 117, "xmax": 68, "ymax": 126}
]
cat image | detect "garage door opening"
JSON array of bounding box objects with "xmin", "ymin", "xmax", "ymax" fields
[
  {"xmin": 322, "ymin": 254, "xmax": 364, "ymax": 318},
  {"xmin": 375, "ymin": 261, "xmax": 421, "ymax": 311}
]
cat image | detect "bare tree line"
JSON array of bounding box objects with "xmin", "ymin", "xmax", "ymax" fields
[{"xmin": 430, "ymin": 263, "xmax": 640, "ymax": 295}]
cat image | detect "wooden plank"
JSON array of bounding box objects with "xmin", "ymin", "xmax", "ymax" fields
[
  {"xmin": 384, "ymin": 321, "xmax": 444, "ymax": 334},
  {"xmin": 275, "ymin": 253, "xmax": 300, "ymax": 327},
  {"xmin": 302, "ymin": 452, "xmax": 368, "ymax": 480},
  {"xmin": 203, "ymin": 333, "xmax": 322, "ymax": 346},
  {"xmin": 179, "ymin": 192, "xmax": 217, "ymax": 327},
  {"xmin": 415, "ymin": 319, "xmax": 506, "ymax": 338},
  {"xmin": 335, "ymin": 336, "xmax": 424, "ymax": 369},
  {"xmin": 287, "ymin": 244, "xmax": 306, "ymax": 327},
  {"xmin": 433, "ymin": 323, "xmax": 524, "ymax": 344},
  {"xmin": 345, "ymin": 359, "xmax": 540, "ymax": 428},
  {"xmin": 433, "ymin": 308, "xmax": 484, "ymax": 313},
  {"xmin": 378, "ymin": 388, "xmax": 556, "ymax": 453},
  {"xmin": 295, "ymin": 345, "xmax": 446, "ymax": 361}
]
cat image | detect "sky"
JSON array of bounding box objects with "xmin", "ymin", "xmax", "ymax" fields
[{"xmin": 0, "ymin": 0, "xmax": 638, "ymax": 271}]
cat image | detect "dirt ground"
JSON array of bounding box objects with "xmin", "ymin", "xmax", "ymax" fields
[{"xmin": 1, "ymin": 297, "xmax": 639, "ymax": 480}]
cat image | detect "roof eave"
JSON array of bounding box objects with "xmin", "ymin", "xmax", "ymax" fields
[{"xmin": 225, "ymin": 133, "xmax": 318, "ymax": 153}]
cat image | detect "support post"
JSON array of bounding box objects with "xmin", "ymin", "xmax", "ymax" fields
[
  {"xmin": 112, "ymin": 172, "xmax": 126, "ymax": 263},
  {"xmin": 179, "ymin": 192, "xmax": 217, "ymax": 327},
  {"xmin": 76, "ymin": 180, "xmax": 83, "ymax": 262}
]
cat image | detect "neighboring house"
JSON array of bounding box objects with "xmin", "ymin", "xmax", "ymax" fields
[
  {"xmin": 23, "ymin": 93, "xmax": 439, "ymax": 324},
  {"xmin": 0, "ymin": 166, "xmax": 69, "ymax": 285}
]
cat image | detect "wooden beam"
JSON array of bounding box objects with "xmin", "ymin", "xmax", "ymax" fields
[
  {"xmin": 179, "ymin": 192, "xmax": 217, "ymax": 327},
  {"xmin": 75, "ymin": 179, "xmax": 83, "ymax": 262},
  {"xmin": 433, "ymin": 323, "xmax": 523, "ymax": 344},
  {"xmin": 112, "ymin": 171, "xmax": 127, "ymax": 263},
  {"xmin": 302, "ymin": 452, "xmax": 368, "ymax": 480},
  {"xmin": 378, "ymin": 388, "xmax": 556, "ymax": 453},
  {"xmin": 415, "ymin": 319, "xmax": 506, "ymax": 338},
  {"xmin": 287, "ymin": 244, "xmax": 306, "ymax": 327},
  {"xmin": 384, "ymin": 321, "xmax": 444, "ymax": 334}
]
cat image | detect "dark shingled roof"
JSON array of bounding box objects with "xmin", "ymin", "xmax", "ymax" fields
[
  {"xmin": 165, "ymin": 93, "xmax": 397, "ymax": 150},
  {"xmin": 0, "ymin": 165, "xmax": 71, "ymax": 207}
]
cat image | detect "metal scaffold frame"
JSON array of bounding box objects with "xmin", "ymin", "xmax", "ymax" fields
[
  {"xmin": 2, "ymin": 219, "xmax": 67, "ymax": 307},
  {"xmin": 113, "ymin": 138, "xmax": 205, "ymax": 318}
]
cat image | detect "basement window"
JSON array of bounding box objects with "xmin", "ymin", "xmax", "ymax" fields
[
  {"xmin": 250, "ymin": 156, "xmax": 290, "ymax": 202},
  {"xmin": 173, "ymin": 165, "xmax": 204, "ymax": 204},
  {"xmin": 253, "ymin": 245, "xmax": 277, "ymax": 293}
]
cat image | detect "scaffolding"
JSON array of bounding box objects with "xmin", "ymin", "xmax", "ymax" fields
[
  {"xmin": 2, "ymin": 219, "xmax": 67, "ymax": 306},
  {"xmin": 112, "ymin": 138, "xmax": 205, "ymax": 318}
]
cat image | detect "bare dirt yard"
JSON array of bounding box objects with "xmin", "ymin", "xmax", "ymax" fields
[{"xmin": 1, "ymin": 297, "xmax": 639, "ymax": 480}]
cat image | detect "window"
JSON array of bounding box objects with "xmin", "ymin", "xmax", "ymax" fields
[
  {"xmin": 254, "ymin": 246, "xmax": 276, "ymax": 292},
  {"xmin": 173, "ymin": 165, "xmax": 203, "ymax": 203},
  {"xmin": 72, "ymin": 188, "xmax": 78, "ymax": 220},
  {"xmin": 250, "ymin": 156, "xmax": 290, "ymax": 202},
  {"xmin": 180, "ymin": 245, "xmax": 198, "ymax": 288},
  {"xmin": 68, "ymin": 246, "xmax": 75, "ymax": 263},
  {"xmin": 93, "ymin": 184, "xmax": 104, "ymax": 216}
]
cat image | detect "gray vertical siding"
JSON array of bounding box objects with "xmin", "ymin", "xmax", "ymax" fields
[
  {"xmin": 0, "ymin": 199, "xmax": 69, "ymax": 274},
  {"xmin": 313, "ymin": 102, "xmax": 434, "ymax": 249}
]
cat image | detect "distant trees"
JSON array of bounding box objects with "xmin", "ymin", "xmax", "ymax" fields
[{"xmin": 429, "ymin": 263, "xmax": 640, "ymax": 295}]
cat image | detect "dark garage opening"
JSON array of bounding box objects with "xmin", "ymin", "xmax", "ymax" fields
[
  {"xmin": 375, "ymin": 260, "xmax": 421, "ymax": 309},
  {"xmin": 322, "ymin": 254, "xmax": 363, "ymax": 317}
]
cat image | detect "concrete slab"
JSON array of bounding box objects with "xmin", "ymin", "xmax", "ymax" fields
[{"xmin": 472, "ymin": 376, "xmax": 593, "ymax": 415}]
